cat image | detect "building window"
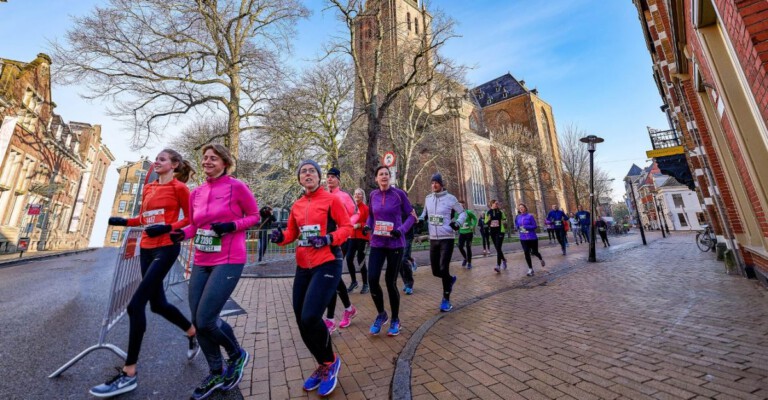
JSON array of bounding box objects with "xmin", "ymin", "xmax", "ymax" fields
[
  {"xmin": 470, "ymin": 151, "xmax": 487, "ymax": 206},
  {"xmin": 122, "ymin": 182, "xmax": 130, "ymax": 193},
  {"xmin": 415, "ymin": 18, "xmax": 419, "ymax": 35},
  {"xmin": 118, "ymin": 200, "xmax": 127, "ymax": 213},
  {"xmin": 407, "ymin": 13, "xmax": 411, "ymax": 30},
  {"xmin": 110, "ymin": 230, "xmax": 120, "ymax": 243},
  {"xmin": 696, "ymin": 212, "xmax": 706, "ymax": 224},
  {"xmin": 132, "ymin": 183, "xmax": 139, "ymax": 194},
  {"xmin": 672, "ymin": 194, "xmax": 684, "ymax": 208},
  {"xmin": 677, "ymin": 213, "xmax": 688, "ymax": 227}
]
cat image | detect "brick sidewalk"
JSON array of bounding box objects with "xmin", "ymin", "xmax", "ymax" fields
[{"xmin": 226, "ymin": 232, "xmax": 768, "ymax": 399}]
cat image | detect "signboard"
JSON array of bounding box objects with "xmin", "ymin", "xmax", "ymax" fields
[
  {"xmin": 382, "ymin": 151, "xmax": 396, "ymax": 167},
  {"xmin": 646, "ymin": 146, "xmax": 684, "ymax": 158},
  {"xmin": 27, "ymin": 204, "xmax": 42, "ymax": 215},
  {"xmin": 17, "ymin": 237, "xmax": 30, "ymax": 252}
]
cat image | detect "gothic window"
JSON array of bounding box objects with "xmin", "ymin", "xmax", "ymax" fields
[
  {"xmin": 415, "ymin": 18, "xmax": 419, "ymax": 35},
  {"xmin": 470, "ymin": 151, "xmax": 487, "ymax": 206},
  {"xmin": 469, "ymin": 114, "xmax": 480, "ymax": 132},
  {"xmin": 407, "ymin": 13, "xmax": 411, "ymax": 30},
  {"xmin": 540, "ymin": 107, "xmax": 551, "ymax": 139}
]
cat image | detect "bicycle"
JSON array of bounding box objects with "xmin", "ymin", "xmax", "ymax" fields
[{"xmin": 696, "ymin": 224, "xmax": 716, "ymax": 252}]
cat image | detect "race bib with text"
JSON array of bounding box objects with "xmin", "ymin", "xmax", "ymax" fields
[
  {"xmin": 194, "ymin": 229, "xmax": 221, "ymax": 252},
  {"xmin": 373, "ymin": 220, "xmax": 394, "ymax": 236},
  {"xmin": 298, "ymin": 224, "xmax": 321, "ymax": 247}
]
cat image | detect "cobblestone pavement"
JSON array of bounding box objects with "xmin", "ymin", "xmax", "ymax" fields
[{"xmin": 226, "ymin": 232, "xmax": 768, "ymax": 399}]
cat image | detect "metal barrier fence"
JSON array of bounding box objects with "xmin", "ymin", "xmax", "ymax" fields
[
  {"xmin": 244, "ymin": 228, "xmax": 296, "ymax": 266},
  {"xmin": 49, "ymin": 228, "xmax": 145, "ymax": 378},
  {"xmin": 164, "ymin": 239, "xmax": 194, "ymax": 300}
]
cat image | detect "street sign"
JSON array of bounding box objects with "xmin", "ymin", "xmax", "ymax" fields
[
  {"xmin": 382, "ymin": 151, "xmax": 396, "ymax": 167},
  {"xmin": 17, "ymin": 237, "xmax": 30, "ymax": 252},
  {"xmin": 27, "ymin": 204, "xmax": 42, "ymax": 215}
]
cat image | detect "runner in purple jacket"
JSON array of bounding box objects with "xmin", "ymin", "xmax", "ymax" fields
[{"xmin": 514, "ymin": 203, "xmax": 545, "ymax": 277}]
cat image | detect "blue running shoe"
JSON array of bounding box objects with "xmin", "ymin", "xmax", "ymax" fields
[
  {"xmin": 191, "ymin": 372, "xmax": 226, "ymax": 400},
  {"xmin": 222, "ymin": 348, "xmax": 249, "ymax": 390},
  {"xmin": 303, "ymin": 365, "xmax": 324, "ymax": 391},
  {"xmin": 467, "ymin": 263, "xmax": 472, "ymax": 270},
  {"xmin": 387, "ymin": 319, "xmax": 401, "ymax": 336},
  {"xmin": 440, "ymin": 298, "xmax": 453, "ymax": 312},
  {"xmin": 89, "ymin": 369, "xmax": 137, "ymax": 398},
  {"xmin": 404, "ymin": 286, "xmax": 413, "ymax": 295},
  {"xmin": 318, "ymin": 355, "xmax": 341, "ymax": 397},
  {"xmin": 369, "ymin": 312, "xmax": 389, "ymax": 335}
]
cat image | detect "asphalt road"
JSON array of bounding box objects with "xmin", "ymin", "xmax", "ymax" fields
[{"xmin": 0, "ymin": 248, "xmax": 243, "ymax": 400}]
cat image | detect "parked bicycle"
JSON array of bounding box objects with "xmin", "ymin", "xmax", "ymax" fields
[{"xmin": 696, "ymin": 224, "xmax": 716, "ymax": 252}]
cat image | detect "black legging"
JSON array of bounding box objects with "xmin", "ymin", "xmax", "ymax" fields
[
  {"xmin": 554, "ymin": 228, "xmax": 566, "ymax": 251},
  {"xmin": 326, "ymin": 281, "xmax": 351, "ymax": 319},
  {"xmin": 346, "ymin": 238, "xmax": 368, "ymax": 284},
  {"xmin": 368, "ymin": 247, "xmax": 403, "ymax": 320},
  {"xmin": 480, "ymin": 228, "xmax": 491, "ymax": 250},
  {"xmin": 429, "ymin": 239, "xmax": 455, "ymax": 300},
  {"xmin": 547, "ymin": 228, "xmax": 555, "ymax": 241},
  {"xmin": 490, "ymin": 231, "xmax": 506, "ymax": 266},
  {"xmin": 520, "ymin": 239, "xmax": 543, "ymax": 269},
  {"xmin": 599, "ymin": 229, "xmax": 610, "ymax": 246},
  {"xmin": 458, "ymin": 232, "xmax": 473, "ymax": 262},
  {"xmin": 126, "ymin": 244, "xmax": 192, "ymax": 365}
]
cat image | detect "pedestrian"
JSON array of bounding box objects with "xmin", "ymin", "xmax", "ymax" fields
[
  {"xmin": 399, "ymin": 221, "xmax": 417, "ymax": 295},
  {"xmin": 485, "ymin": 199, "xmax": 507, "ymax": 273},
  {"xmin": 575, "ymin": 205, "xmax": 591, "ymax": 244},
  {"xmin": 546, "ymin": 219, "xmax": 555, "ymax": 243},
  {"xmin": 324, "ymin": 167, "xmax": 358, "ymax": 333},
  {"xmin": 596, "ymin": 216, "xmax": 611, "ymax": 247},
  {"xmin": 257, "ymin": 206, "xmax": 276, "ymax": 263},
  {"xmin": 165, "ymin": 144, "xmax": 260, "ymax": 400},
  {"xmin": 364, "ymin": 166, "xmax": 416, "ymax": 335},
  {"xmin": 347, "ymin": 188, "xmax": 370, "ymax": 295},
  {"xmin": 90, "ymin": 149, "xmax": 199, "ymax": 398},
  {"xmin": 269, "ymin": 160, "xmax": 352, "ymax": 397},
  {"xmin": 477, "ymin": 209, "xmax": 491, "ymax": 256},
  {"xmin": 547, "ymin": 204, "xmax": 568, "ymax": 255},
  {"xmin": 457, "ymin": 201, "xmax": 477, "ymax": 269},
  {"xmin": 419, "ymin": 173, "xmax": 466, "ymax": 312},
  {"xmin": 515, "ymin": 203, "xmax": 545, "ymax": 276},
  {"xmin": 568, "ymin": 212, "xmax": 581, "ymax": 245}
]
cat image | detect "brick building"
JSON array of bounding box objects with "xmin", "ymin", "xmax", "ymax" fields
[
  {"xmin": 632, "ymin": 0, "xmax": 768, "ymax": 281},
  {"xmin": 0, "ymin": 53, "xmax": 114, "ymax": 252},
  {"xmin": 103, "ymin": 157, "xmax": 152, "ymax": 247}
]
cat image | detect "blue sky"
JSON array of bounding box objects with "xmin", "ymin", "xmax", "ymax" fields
[{"xmin": 1, "ymin": 0, "xmax": 667, "ymax": 246}]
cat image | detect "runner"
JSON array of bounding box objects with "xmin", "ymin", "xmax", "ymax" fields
[
  {"xmin": 485, "ymin": 200, "xmax": 507, "ymax": 273},
  {"xmin": 324, "ymin": 167, "xmax": 358, "ymax": 333},
  {"xmin": 477, "ymin": 209, "xmax": 491, "ymax": 256},
  {"xmin": 90, "ymin": 149, "xmax": 198, "ymax": 398},
  {"xmin": 347, "ymin": 188, "xmax": 370, "ymax": 295},
  {"xmin": 596, "ymin": 215, "xmax": 611, "ymax": 247},
  {"xmin": 547, "ymin": 204, "xmax": 568, "ymax": 255},
  {"xmin": 568, "ymin": 212, "xmax": 581, "ymax": 245},
  {"xmin": 269, "ymin": 160, "xmax": 351, "ymax": 397},
  {"xmin": 515, "ymin": 203, "xmax": 546, "ymax": 276},
  {"xmin": 364, "ymin": 166, "xmax": 416, "ymax": 335},
  {"xmin": 575, "ymin": 205, "xmax": 591, "ymax": 244},
  {"xmin": 419, "ymin": 173, "xmax": 466, "ymax": 312},
  {"xmin": 546, "ymin": 218, "xmax": 556, "ymax": 244},
  {"xmin": 170, "ymin": 144, "xmax": 260, "ymax": 400},
  {"xmin": 257, "ymin": 206, "xmax": 276, "ymax": 263},
  {"xmin": 457, "ymin": 201, "xmax": 478, "ymax": 269}
]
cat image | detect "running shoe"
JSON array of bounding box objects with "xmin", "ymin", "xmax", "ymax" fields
[
  {"xmin": 360, "ymin": 284, "xmax": 370, "ymax": 294},
  {"xmin": 461, "ymin": 259, "xmax": 467, "ymax": 267},
  {"xmin": 494, "ymin": 266, "xmax": 500, "ymax": 273},
  {"xmin": 318, "ymin": 355, "xmax": 341, "ymax": 397},
  {"xmin": 527, "ymin": 268, "xmax": 534, "ymax": 277},
  {"xmin": 541, "ymin": 259, "xmax": 546, "ymax": 267},
  {"xmin": 324, "ymin": 318, "xmax": 337, "ymax": 334},
  {"xmin": 222, "ymin": 348, "xmax": 250, "ymax": 390},
  {"xmin": 89, "ymin": 369, "xmax": 137, "ymax": 398},
  {"xmin": 502, "ymin": 260, "xmax": 507, "ymax": 270},
  {"xmin": 347, "ymin": 281, "xmax": 359, "ymax": 292},
  {"xmin": 187, "ymin": 334, "xmax": 201, "ymax": 361},
  {"xmin": 410, "ymin": 259, "xmax": 418, "ymax": 271},
  {"xmin": 369, "ymin": 312, "xmax": 389, "ymax": 335},
  {"xmin": 467, "ymin": 262, "xmax": 472, "ymax": 270},
  {"xmin": 339, "ymin": 306, "xmax": 357, "ymax": 328},
  {"xmin": 387, "ymin": 319, "xmax": 401, "ymax": 336},
  {"xmin": 404, "ymin": 286, "xmax": 413, "ymax": 295},
  {"xmin": 450, "ymin": 275, "xmax": 457, "ymax": 292},
  {"xmin": 191, "ymin": 372, "xmax": 226, "ymax": 400},
  {"xmin": 440, "ymin": 298, "xmax": 453, "ymax": 312},
  {"xmin": 303, "ymin": 365, "xmax": 325, "ymax": 391}
]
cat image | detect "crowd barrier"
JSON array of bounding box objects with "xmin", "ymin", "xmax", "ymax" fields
[{"xmin": 49, "ymin": 228, "xmax": 144, "ymax": 378}]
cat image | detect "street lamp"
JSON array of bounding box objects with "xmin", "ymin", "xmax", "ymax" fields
[
  {"xmin": 652, "ymin": 194, "xmax": 669, "ymax": 236},
  {"xmin": 625, "ymin": 176, "xmax": 648, "ymax": 245},
  {"xmin": 580, "ymin": 134, "xmax": 604, "ymax": 262}
]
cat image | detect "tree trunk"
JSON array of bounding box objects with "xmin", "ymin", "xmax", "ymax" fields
[{"xmin": 363, "ymin": 104, "xmax": 381, "ymax": 191}]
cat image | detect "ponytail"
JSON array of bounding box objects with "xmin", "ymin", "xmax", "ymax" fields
[{"xmin": 174, "ymin": 159, "xmax": 196, "ymax": 183}]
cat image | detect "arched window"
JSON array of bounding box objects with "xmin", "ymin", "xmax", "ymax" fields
[
  {"xmin": 496, "ymin": 110, "xmax": 512, "ymax": 133},
  {"xmin": 415, "ymin": 18, "xmax": 419, "ymax": 35},
  {"xmin": 469, "ymin": 113, "xmax": 480, "ymax": 132},
  {"xmin": 540, "ymin": 107, "xmax": 551, "ymax": 139},
  {"xmin": 470, "ymin": 150, "xmax": 487, "ymax": 206},
  {"xmin": 407, "ymin": 13, "xmax": 411, "ymax": 30}
]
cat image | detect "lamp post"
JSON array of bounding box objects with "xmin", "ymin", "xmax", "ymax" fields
[
  {"xmin": 651, "ymin": 195, "xmax": 666, "ymax": 238},
  {"xmin": 625, "ymin": 176, "xmax": 647, "ymax": 245},
  {"xmin": 580, "ymin": 134, "xmax": 604, "ymax": 262}
]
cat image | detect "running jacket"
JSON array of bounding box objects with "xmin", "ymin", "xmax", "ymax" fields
[
  {"xmin": 485, "ymin": 209, "xmax": 506, "ymax": 234},
  {"xmin": 575, "ymin": 210, "xmax": 591, "ymax": 226},
  {"xmin": 127, "ymin": 178, "xmax": 190, "ymax": 249},
  {"xmin": 351, "ymin": 201, "xmax": 370, "ymax": 240},
  {"xmin": 458, "ymin": 209, "xmax": 478, "ymax": 234},
  {"xmin": 547, "ymin": 209, "xmax": 568, "ymax": 230},
  {"xmin": 420, "ymin": 190, "xmax": 466, "ymax": 240},
  {"xmin": 278, "ymin": 186, "xmax": 352, "ymax": 268},
  {"xmin": 515, "ymin": 213, "xmax": 539, "ymax": 241},
  {"xmin": 367, "ymin": 186, "xmax": 415, "ymax": 248},
  {"xmin": 330, "ymin": 186, "xmax": 359, "ymax": 225},
  {"xmin": 181, "ymin": 174, "xmax": 260, "ymax": 266}
]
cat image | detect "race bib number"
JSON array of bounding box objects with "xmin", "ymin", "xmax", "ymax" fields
[
  {"xmin": 579, "ymin": 214, "xmax": 586, "ymax": 220},
  {"xmin": 554, "ymin": 220, "xmax": 563, "ymax": 227},
  {"xmin": 598, "ymin": 227, "xmax": 606, "ymax": 232},
  {"xmin": 298, "ymin": 224, "xmax": 321, "ymax": 247},
  {"xmin": 490, "ymin": 220, "xmax": 500, "ymax": 228},
  {"xmin": 194, "ymin": 229, "xmax": 221, "ymax": 252},
  {"xmin": 142, "ymin": 209, "xmax": 164, "ymax": 226},
  {"xmin": 428, "ymin": 215, "xmax": 445, "ymax": 226},
  {"xmin": 373, "ymin": 220, "xmax": 394, "ymax": 236},
  {"xmin": 519, "ymin": 227, "xmax": 528, "ymax": 234}
]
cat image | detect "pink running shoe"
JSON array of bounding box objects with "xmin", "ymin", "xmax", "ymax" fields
[
  {"xmin": 338, "ymin": 306, "xmax": 358, "ymax": 328},
  {"xmin": 324, "ymin": 318, "xmax": 337, "ymax": 334}
]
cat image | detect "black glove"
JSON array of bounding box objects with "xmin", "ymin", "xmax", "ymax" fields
[
  {"xmin": 362, "ymin": 226, "xmax": 372, "ymax": 236},
  {"xmin": 108, "ymin": 217, "xmax": 128, "ymax": 226},
  {"xmin": 390, "ymin": 229, "xmax": 402, "ymax": 239},
  {"xmin": 169, "ymin": 229, "xmax": 185, "ymax": 243},
  {"xmin": 269, "ymin": 228, "xmax": 284, "ymax": 243},
  {"xmin": 145, "ymin": 224, "xmax": 172, "ymax": 238},
  {"xmin": 210, "ymin": 222, "xmax": 236, "ymax": 236},
  {"xmin": 449, "ymin": 221, "xmax": 460, "ymax": 231}
]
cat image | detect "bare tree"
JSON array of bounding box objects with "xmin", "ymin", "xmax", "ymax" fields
[
  {"xmin": 327, "ymin": 0, "xmax": 461, "ymax": 189},
  {"xmin": 559, "ymin": 123, "xmax": 591, "ymax": 209},
  {"xmin": 50, "ymin": 0, "xmax": 309, "ymax": 161}
]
